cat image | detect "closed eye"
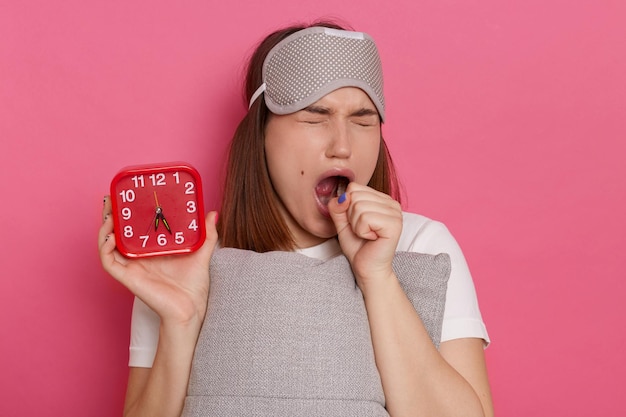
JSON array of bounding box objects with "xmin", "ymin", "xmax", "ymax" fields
[
  {"xmin": 297, "ymin": 106, "xmax": 379, "ymax": 126},
  {"xmin": 350, "ymin": 108, "xmax": 380, "ymax": 127},
  {"xmin": 352, "ymin": 116, "xmax": 379, "ymax": 127},
  {"xmin": 298, "ymin": 107, "xmax": 330, "ymax": 124},
  {"xmin": 301, "ymin": 118, "xmax": 326, "ymax": 125}
]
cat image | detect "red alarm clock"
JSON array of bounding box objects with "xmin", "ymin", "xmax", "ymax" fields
[{"xmin": 110, "ymin": 162, "xmax": 206, "ymax": 258}]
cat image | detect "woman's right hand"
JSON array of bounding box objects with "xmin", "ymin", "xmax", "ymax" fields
[{"xmin": 98, "ymin": 196, "xmax": 219, "ymax": 327}]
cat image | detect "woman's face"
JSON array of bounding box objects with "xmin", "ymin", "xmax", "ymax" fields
[{"xmin": 264, "ymin": 87, "xmax": 381, "ymax": 248}]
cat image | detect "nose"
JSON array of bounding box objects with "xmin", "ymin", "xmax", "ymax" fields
[{"xmin": 325, "ymin": 121, "xmax": 352, "ymax": 159}]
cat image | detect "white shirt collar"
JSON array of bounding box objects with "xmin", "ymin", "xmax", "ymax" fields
[{"xmin": 295, "ymin": 238, "xmax": 342, "ymax": 261}]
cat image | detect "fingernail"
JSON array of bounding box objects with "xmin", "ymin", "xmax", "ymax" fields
[{"xmin": 338, "ymin": 193, "xmax": 346, "ymax": 204}]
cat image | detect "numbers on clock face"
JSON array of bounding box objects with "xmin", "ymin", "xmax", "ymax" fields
[{"xmin": 113, "ymin": 167, "xmax": 204, "ymax": 256}]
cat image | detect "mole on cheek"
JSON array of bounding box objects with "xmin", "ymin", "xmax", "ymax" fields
[{"xmin": 301, "ymin": 170, "xmax": 304, "ymax": 175}]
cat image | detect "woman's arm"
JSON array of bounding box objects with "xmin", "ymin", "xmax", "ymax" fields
[
  {"xmin": 124, "ymin": 368, "xmax": 150, "ymax": 415},
  {"xmin": 122, "ymin": 318, "xmax": 203, "ymax": 417},
  {"xmin": 361, "ymin": 275, "xmax": 493, "ymax": 417},
  {"xmin": 329, "ymin": 185, "xmax": 493, "ymax": 417},
  {"xmin": 439, "ymin": 338, "xmax": 494, "ymax": 416},
  {"xmin": 99, "ymin": 197, "xmax": 218, "ymax": 417}
]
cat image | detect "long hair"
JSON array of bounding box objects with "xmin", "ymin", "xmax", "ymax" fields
[{"xmin": 217, "ymin": 20, "xmax": 401, "ymax": 252}]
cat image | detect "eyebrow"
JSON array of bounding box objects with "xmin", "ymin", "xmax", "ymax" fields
[
  {"xmin": 303, "ymin": 105, "xmax": 379, "ymax": 118},
  {"xmin": 350, "ymin": 108, "xmax": 379, "ymax": 118}
]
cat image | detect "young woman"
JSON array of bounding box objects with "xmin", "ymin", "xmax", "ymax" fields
[{"xmin": 99, "ymin": 21, "xmax": 493, "ymax": 417}]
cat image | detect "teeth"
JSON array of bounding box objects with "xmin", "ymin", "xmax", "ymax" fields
[{"xmin": 336, "ymin": 178, "xmax": 348, "ymax": 197}]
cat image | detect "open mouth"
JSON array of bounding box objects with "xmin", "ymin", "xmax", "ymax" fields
[{"xmin": 315, "ymin": 176, "xmax": 350, "ymax": 208}]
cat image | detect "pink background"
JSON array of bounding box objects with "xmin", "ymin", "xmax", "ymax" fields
[{"xmin": 1, "ymin": 1, "xmax": 624, "ymax": 415}]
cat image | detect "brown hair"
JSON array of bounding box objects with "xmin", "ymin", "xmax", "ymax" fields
[{"xmin": 217, "ymin": 20, "xmax": 401, "ymax": 252}]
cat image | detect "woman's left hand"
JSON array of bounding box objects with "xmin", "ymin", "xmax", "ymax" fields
[{"xmin": 328, "ymin": 182, "xmax": 402, "ymax": 289}]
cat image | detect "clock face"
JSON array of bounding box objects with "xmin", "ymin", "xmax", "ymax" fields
[{"xmin": 110, "ymin": 163, "xmax": 206, "ymax": 258}]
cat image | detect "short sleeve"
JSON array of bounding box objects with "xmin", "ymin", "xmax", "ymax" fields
[
  {"xmin": 128, "ymin": 297, "xmax": 160, "ymax": 367},
  {"xmin": 398, "ymin": 213, "xmax": 490, "ymax": 346}
]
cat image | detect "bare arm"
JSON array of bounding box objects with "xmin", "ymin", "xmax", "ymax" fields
[
  {"xmin": 439, "ymin": 338, "xmax": 494, "ymax": 416},
  {"xmin": 329, "ymin": 184, "xmax": 493, "ymax": 417},
  {"xmin": 99, "ymin": 197, "xmax": 219, "ymax": 417},
  {"xmin": 124, "ymin": 368, "xmax": 150, "ymax": 415},
  {"xmin": 121, "ymin": 319, "xmax": 203, "ymax": 416},
  {"xmin": 361, "ymin": 275, "xmax": 493, "ymax": 417}
]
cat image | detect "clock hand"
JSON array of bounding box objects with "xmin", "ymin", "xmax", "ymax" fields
[
  {"xmin": 156, "ymin": 209, "xmax": 172, "ymax": 234},
  {"xmin": 153, "ymin": 192, "xmax": 172, "ymax": 234},
  {"xmin": 154, "ymin": 207, "xmax": 162, "ymax": 231}
]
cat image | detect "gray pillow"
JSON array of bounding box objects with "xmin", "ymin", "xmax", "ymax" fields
[{"xmin": 182, "ymin": 247, "xmax": 451, "ymax": 417}]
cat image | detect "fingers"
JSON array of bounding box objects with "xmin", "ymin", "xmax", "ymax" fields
[
  {"xmin": 99, "ymin": 196, "xmax": 114, "ymax": 251},
  {"xmin": 205, "ymin": 211, "xmax": 219, "ymax": 244},
  {"xmin": 98, "ymin": 195, "xmax": 129, "ymax": 278},
  {"xmin": 349, "ymin": 196, "xmax": 402, "ymax": 240},
  {"xmin": 195, "ymin": 211, "xmax": 220, "ymax": 264},
  {"xmin": 329, "ymin": 183, "xmax": 402, "ymax": 241},
  {"xmin": 328, "ymin": 191, "xmax": 351, "ymax": 235},
  {"xmin": 102, "ymin": 195, "xmax": 112, "ymax": 221}
]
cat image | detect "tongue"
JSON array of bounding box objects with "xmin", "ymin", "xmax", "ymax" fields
[
  {"xmin": 316, "ymin": 176, "xmax": 350, "ymax": 207},
  {"xmin": 316, "ymin": 177, "xmax": 338, "ymax": 206},
  {"xmin": 316, "ymin": 177, "xmax": 336, "ymax": 195}
]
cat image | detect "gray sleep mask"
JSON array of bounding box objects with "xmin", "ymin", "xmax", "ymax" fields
[{"xmin": 248, "ymin": 27, "xmax": 386, "ymax": 121}]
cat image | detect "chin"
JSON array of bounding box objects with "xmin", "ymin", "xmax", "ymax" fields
[
  {"xmin": 311, "ymin": 219, "xmax": 338, "ymax": 239},
  {"xmin": 296, "ymin": 217, "xmax": 336, "ymax": 244}
]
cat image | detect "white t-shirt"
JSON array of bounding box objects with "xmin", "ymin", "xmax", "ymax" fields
[{"xmin": 128, "ymin": 212, "xmax": 490, "ymax": 367}]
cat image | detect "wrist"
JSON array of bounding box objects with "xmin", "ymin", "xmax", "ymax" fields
[
  {"xmin": 160, "ymin": 309, "xmax": 205, "ymax": 342},
  {"xmin": 156, "ymin": 292, "xmax": 207, "ymax": 328},
  {"xmin": 357, "ymin": 269, "xmax": 399, "ymax": 300}
]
